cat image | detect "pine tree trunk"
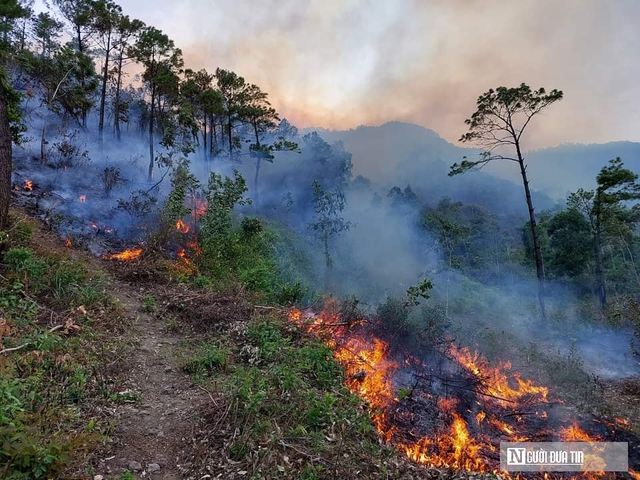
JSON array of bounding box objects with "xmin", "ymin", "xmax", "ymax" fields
[
  {"xmin": 594, "ymin": 219, "xmax": 606, "ymax": 308},
  {"xmin": 516, "ymin": 142, "xmax": 546, "ymax": 321},
  {"xmin": 227, "ymin": 115, "xmax": 233, "ymax": 159},
  {"xmin": 210, "ymin": 117, "xmax": 215, "ymax": 155},
  {"xmin": 77, "ymin": 25, "xmax": 87, "ymax": 129},
  {"xmin": 253, "ymin": 120, "xmax": 261, "ymax": 209},
  {"xmin": 203, "ymin": 113, "xmax": 207, "ymax": 156},
  {"xmin": 114, "ymin": 52, "xmax": 123, "ymax": 141},
  {"xmin": 148, "ymin": 85, "xmax": 155, "ymax": 181},
  {"xmin": 0, "ymin": 80, "xmax": 12, "ymax": 229},
  {"xmin": 98, "ymin": 32, "xmax": 111, "ymax": 140}
]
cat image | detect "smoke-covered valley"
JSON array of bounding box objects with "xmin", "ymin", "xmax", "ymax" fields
[{"xmin": 11, "ymin": 113, "xmax": 640, "ymax": 381}]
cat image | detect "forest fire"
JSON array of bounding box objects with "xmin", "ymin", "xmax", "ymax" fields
[
  {"xmin": 65, "ymin": 236, "xmax": 72, "ymax": 247},
  {"xmin": 24, "ymin": 179, "xmax": 33, "ymax": 191},
  {"xmin": 177, "ymin": 247, "xmax": 190, "ymax": 265},
  {"xmin": 102, "ymin": 247, "xmax": 143, "ymax": 261},
  {"xmin": 176, "ymin": 219, "xmax": 190, "ymax": 233},
  {"xmin": 191, "ymin": 196, "xmax": 207, "ymax": 220},
  {"xmin": 79, "ymin": 194, "xmax": 86, "ymax": 202},
  {"xmin": 287, "ymin": 304, "xmax": 637, "ymax": 479}
]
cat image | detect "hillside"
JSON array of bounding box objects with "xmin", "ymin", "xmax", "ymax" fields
[{"xmin": 312, "ymin": 121, "xmax": 640, "ymax": 204}]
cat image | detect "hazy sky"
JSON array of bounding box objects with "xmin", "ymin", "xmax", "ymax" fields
[{"xmin": 40, "ymin": 0, "xmax": 640, "ymax": 149}]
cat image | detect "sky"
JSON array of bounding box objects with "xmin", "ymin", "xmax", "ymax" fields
[{"xmin": 38, "ymin": 0, "xmax": 640, "ymax": 150}]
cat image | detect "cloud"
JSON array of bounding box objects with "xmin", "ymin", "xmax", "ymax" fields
[{"xmin": 119, "ymin": 0, "xmax": 640, "ymax": 148}]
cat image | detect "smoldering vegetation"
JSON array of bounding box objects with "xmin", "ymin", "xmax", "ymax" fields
[{"xmin": 11, "ymin": 112, "xmax": 640, "ymax": 383}]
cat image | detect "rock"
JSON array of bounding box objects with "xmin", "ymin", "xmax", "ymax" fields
[
  {"xmin": 128, "ymin": 461, "xmax": 142, "ymax": 472},
  {"xmin": 94, "ymin": 476, "xmax": 104, "ymax": 480},
  {"xmin": 148, "ymin": 463, "xmax": 161, "ymax": 472}
]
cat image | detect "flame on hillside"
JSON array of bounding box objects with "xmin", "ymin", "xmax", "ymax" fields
[
  {"xmin": 102, "ymin": 247, "xmax": 143, "ymax": 261},
  {"xmin": 287, "ymin": 304, "xmax": 634, "ymax": 479},
  {"xmin": 191, "ymin": 196, "xmax": 207, "ymax": 220},
  {"xmin": 65, "ymin": 236, "xmax": 72, "ymax": 247},
  {"xmin": 24, "ymin": 179, "xmax": 33, "ymax": 191},
  {"xmin": 176, "ymin": 219, "xmax": 190, "ymax": 234},
  {"xmin": 79, "ymin": 194, "xmax": 86, "ymax": 203}
]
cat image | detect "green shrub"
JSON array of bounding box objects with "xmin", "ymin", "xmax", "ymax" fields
[
  {"xmin": 181, "ymin": 343, "xmax": 228, "ymax": 376},
  {"xmin": 273, "ymin": 281, "xmax": 307, "ymax": 306},
  {"xmin": 241, "ymin": 217, "xmax": 263, "ymax": 237}
]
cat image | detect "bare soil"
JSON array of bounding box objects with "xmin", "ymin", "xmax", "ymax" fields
[{"xmin": 90, "ymin": 284, "xmax": 209, "ymax": 480}]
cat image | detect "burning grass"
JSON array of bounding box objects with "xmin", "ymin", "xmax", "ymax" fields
[
  {"xmin": 175, "ymin": 315, "xmax": 446, "ymax": 480},
  {"xmin": 102, "ymin": 247, "xmax": 143, "ymax": 261},
  {"xmin": 287, "ymin": 301, "xmax": 640, "ymax": 479}
]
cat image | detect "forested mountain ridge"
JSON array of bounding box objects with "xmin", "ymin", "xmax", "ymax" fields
[{"xmin": 313, "ymin": 121, "xmax": 640, "ymax": 202}]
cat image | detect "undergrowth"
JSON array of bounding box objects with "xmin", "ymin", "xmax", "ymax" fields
[
  {"xmin": 0, "ymin": 212, "xmax": 128, "ymax": 479},
  {"xmin": 176, "ymin": 316, "xmax": 422, "ymax": 479}
]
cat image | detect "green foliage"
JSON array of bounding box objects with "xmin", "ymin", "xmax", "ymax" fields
[
  {"xmin": 308, "ymin": 181, "xmax": 351, "ymax": 269},
  {"xmin": 0, "ymin": 244, "xmax": 112, "ymax": 479},
  {"xmin": 214, "ymin": 317, "xmax": 382, "ymax": 476},
  {"xmin": 117, "ymin": 190, "xmax": 158, "ymax": 218},
  {"xmin": 142, "ymin": 294, "xmax": 156, "ymax": 312},
  {"xmin": 273, "ymin": 281, "xmax": 308, "ymax": 307},
  {"xmin": 49, "ymin": 129, "xmax": 91, "ymax": 169},
  {"xmin": 240, "ymin": 217, "xmax": 263, "ymax": 237},
  {"xmin": 2, "ymin": 247, "xmax": 106, "ymax": 307},
  {"xmin": 180, "ymin": 343, "xmax": 228, "ymax": 376},
  {"xmin": 161, "ymin": 163, "xmax": 199, "ymax": 228},
  {"xmin": 453, "ymin": 83, "xmax": 563, "ymax": 174},
  {"xmin": 406, "ymin": 278, "xmax": 433, "ymax": 306},
  {"xmin": 101, "ymin": 166, "xmax": 124, "ymax": 197},
  {"xmin": 376, "ymin": 296, "xmax": 410, "ymax": 335},
  {"xmin": 545, "ymin": 209, "xmax": 592, "ymax": 277}
]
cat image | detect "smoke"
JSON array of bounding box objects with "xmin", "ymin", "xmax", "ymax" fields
[
  {"xmin": 116, "ymin": 0, "xmax": 640, "ymax": 149},
  {"xmin": 16, "ymin": 0, "xmax": 640, "ymax": 382}
]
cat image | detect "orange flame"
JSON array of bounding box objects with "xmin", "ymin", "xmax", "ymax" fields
[
  {"xmin": 24, "ymin": 179, "xmax": 33, "ymax": 191},
  {"xmin": 559, "ymin": 422, "xmax": 599, "ymax": 442},
  {"xmin": 629, "ymin": 471, "xmax": 640, "ymax": 480},
  {"xmin": 79, "ymin": 194, "xmax": 86, "ymax": 203},
  {"xmin": 192, "ymin": 196, "xmax": 207, "ymax": 220},
  {"xmin": 176, "ymin": 219, "xmax": 190, "ymax": 234},
  {"xmin": 286, "ymin": 304, "xmax": 606, "ymax": 478},
  {"xmin": 65, "ymin": 236, "xmax": 72, "ymax": 247},
  {"xmin": 103, "ymin": 248, "xmax": 143, "ymax": 261},
  {"xmin": 187, "ymin": 239, "xmax": 202, "ymax": 255},
  {"xmin": 177, "ymin": 248, "xmax": 190, "ymax": 265},
  {"xmin": 449, "ymin": 344, "xmax": 548, "ymax": 405}
]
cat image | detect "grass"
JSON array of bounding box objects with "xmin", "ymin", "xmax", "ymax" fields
[
  {"xmin": 177, "ymin": 315, "xmax": 425, "ymax": 479},
  {"xmin": 0, "ymin": 211, "xmax": 130, "ymax": 479}
]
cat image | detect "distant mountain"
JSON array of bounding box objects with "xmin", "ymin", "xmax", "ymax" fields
[
  {"xmin": 512, "ymin": 142, "xmax": 640, "ymax": 198},
  {"xmin": 304, "ymin": 122, "xmax": 557, "ymax": 218},
  {"xmin": 306, "ymin": 122, "xmax": 640, "ymax": 209}
]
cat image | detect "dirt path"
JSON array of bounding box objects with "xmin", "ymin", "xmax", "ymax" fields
[{"xmin": 93, "ymin": 284, "xmax": 208, "ymax": 480}]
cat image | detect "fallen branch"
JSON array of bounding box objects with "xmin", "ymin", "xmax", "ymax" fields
[
  {"xmin": 0, "ymin": 324, "xmax": 72, "ymax": 355},
  {"xmin": 0, "ymin": 343, "xmax": 28, "ymax": 355}
]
